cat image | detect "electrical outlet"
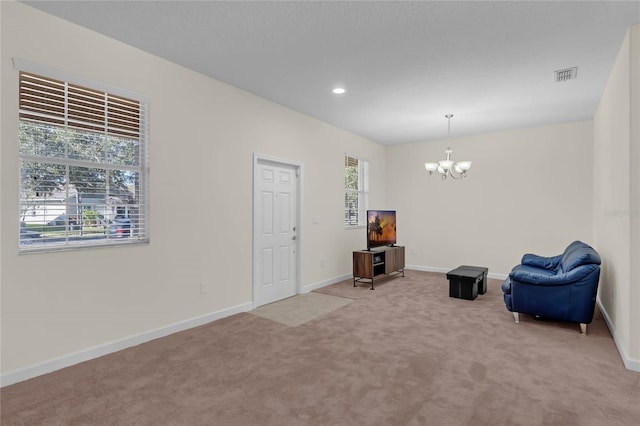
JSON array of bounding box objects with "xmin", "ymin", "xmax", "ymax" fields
[{"xmin": 201, "ymin": 282, "xmax": 209, "ymax": 294}]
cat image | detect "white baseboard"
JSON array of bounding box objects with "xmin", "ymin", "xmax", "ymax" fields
[
  {"xmin": 405, "ymin": 265, "xmax": 508, "ymax": 281},
  {"xmin": 488, "ymin": 272, "xmax": 508, "ymax": 280},
  {"xmin": 301, "ymin": 273, "xmax": 352, "ymax": 293},
  {"xmin": 0, "ymin": 301, "xmax": 254, "ymax": 387},
  {"xmin": 406, "ymin": 264, "xmax": 450, "ymax": 274},
  {"xmin": 597, "ymin": 298, "xmax": 640, "ymax": 372}
]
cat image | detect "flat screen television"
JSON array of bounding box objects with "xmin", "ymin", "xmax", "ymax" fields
[{"xmin": 367, "ymin": 210, "xmax": 397, "ymax": 250}]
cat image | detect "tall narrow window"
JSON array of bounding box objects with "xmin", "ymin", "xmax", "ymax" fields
[
  {"xmin": 344, "ymin": 155, "xmax": 369, "ymax": 227},
  {"xmin": 17, "ymin": 69, "xmax": 149, "ymax": 251}
]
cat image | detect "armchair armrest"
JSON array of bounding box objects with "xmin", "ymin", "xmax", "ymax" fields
[
  {"xmin": 510, "ymin": 263, "xmax": 600, "ymax": 286},
  {"xmin": 521, "ymin": 253, "xmax": 561, "ymax": 271}
]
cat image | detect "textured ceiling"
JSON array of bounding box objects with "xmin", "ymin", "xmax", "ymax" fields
[{"xmin": 23, "ymin": 1, "xmax": 640, "ymax": 145}]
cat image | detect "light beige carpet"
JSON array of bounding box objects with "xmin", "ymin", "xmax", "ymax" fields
[{"xmin": 250, "ymin": 292, "xmax": 353, "ymax": 326}]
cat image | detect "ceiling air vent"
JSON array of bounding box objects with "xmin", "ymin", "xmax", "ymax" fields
[{"xmin": 554, "ymin": 67, "xmax": 578, "ymax": 82}]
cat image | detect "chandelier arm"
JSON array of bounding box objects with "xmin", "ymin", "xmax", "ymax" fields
[{"xmin": 448, "ymin": 166, "xmax": 462, "ymax": 180}]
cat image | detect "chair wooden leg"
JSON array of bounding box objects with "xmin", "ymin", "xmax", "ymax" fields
[
  {"xmin": 580, "ymin": 323, "xmax": 587, "ymax": 335},
  {"xmin": 513, "ymin": 312, "xmax": 520, "ymax": 324}
]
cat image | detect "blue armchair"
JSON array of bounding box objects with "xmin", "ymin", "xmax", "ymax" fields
[{"xmin": 501, "ymin": 241, "xmax": 601, "ymax": 334}]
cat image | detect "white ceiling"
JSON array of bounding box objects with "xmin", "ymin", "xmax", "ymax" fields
[{"xmin": 23, "ymin": 1, "xmax": 640, "ymax": 145}]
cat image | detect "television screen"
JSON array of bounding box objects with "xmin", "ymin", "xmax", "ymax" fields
[{"xmin": 367, "ymin": 210, "xmax": 397, "ymax": 249}]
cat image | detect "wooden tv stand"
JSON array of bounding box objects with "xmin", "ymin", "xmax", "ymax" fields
[{"xmin": 352, "ymin": 245, "xmax": 405, "ymax": 290}]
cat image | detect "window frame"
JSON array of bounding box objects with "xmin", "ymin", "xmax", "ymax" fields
[
  {"xmin": 14, "ymin": 59, "xmax": 150, "ymax": 253},
  {"xmin": 344, "ymin": 154, "xmax": 369, "ymax": 228}
]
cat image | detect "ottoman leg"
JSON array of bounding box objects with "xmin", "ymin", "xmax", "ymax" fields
[
  {"xmin": 513, "ymin": 312, "xmax": 520, "ymax": 324},
  {"xmin": 580, "ymin": 323, "xmax": 587, "ymax": 335}
]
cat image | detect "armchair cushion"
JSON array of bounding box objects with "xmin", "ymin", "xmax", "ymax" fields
[
  {"xmin": 510, "ymin": 263, "xmax": 599, "ymax": 286},
  {"xmin": 560, "ymin": 240, "xmax": 602, "ymax": 272},
  {"xmin": 510, "ymin": 264, "xmax": 557, "ymax": 280},
  {"xmin": 521, "ymin": 253, "xmax": 561, "ymax": 271}
]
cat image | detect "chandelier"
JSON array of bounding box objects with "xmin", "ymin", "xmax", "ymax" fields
[{"xmin": 424, "ymin": 114, "xmax": 472, "ymax": 180}]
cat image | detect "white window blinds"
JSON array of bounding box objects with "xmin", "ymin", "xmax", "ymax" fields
[
  {"xmin": 17, "ymin": 68, "xmax": 149, "ymax": 251},
  {"xmin": 19, "ymin": 73, "xmax": 142, "ymax": 138},
  {"xmin": 344, "ymin": 155, "xmax": 369, "ymax": 227}
]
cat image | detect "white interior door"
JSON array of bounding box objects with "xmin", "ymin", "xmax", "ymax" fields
[{"xmin": 254, "ymin": 159, "xmax": 299, "ymax": 307}]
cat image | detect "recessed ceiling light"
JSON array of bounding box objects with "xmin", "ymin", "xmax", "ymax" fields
[{"xmin": 332, "ymin": 87, "xmax": 346, "ymax": 94}]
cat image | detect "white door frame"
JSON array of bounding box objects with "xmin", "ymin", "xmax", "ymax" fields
[{"xmin": 252, "ymin": 153, "xmax": 303, "ymax": 308}]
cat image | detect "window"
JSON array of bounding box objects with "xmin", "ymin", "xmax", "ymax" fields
[
  {"xmin": 17, "ymin": 66, "xmax": 149, "ymax": 251},
  {"xmin": 344, "ymin": 155, "xmax": 369, "ymax": 227}
]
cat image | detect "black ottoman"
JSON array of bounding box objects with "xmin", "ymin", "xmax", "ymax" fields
[
  {"xmin": 446, "ymin": 267, "xmax": 483, "ymax": 300},
  {"xmin": 459, "ymin": 265, "xmax": 489, "ymax": 294}
]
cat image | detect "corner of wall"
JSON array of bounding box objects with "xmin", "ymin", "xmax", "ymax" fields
[{"xmin": 597, "ymin": 298, "xmax": 640, "ymax": 372}]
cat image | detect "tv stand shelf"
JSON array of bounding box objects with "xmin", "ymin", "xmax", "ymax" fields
[{"xmin": 353, "ymin": 246, "xmax": 405, "ymax": 290}]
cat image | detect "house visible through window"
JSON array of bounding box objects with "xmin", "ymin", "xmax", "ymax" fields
[
  {"xmin": 344, "ymin": 155, "xmax": 369, "ymax": 227},
  {"xmin": 17, "ymin": 68, "xmax": 149, "ymax": 251}
]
